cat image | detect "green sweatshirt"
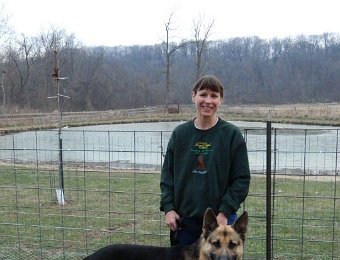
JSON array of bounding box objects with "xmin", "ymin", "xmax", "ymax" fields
[{"xmin": 160, "ymin": 118, "xmax": 250, "ymax": 219}]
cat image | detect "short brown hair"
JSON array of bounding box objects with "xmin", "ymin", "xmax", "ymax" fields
[{"xmin": 192, "ymin": 75, "xmax": 224, "ymax": 98}]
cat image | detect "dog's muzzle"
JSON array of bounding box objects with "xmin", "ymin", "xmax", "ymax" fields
[{"xmin": 209, "ymin": 253, "xmax": 237, "ymax": 260}]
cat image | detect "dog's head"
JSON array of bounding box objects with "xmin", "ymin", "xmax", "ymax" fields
[{"xmin": 199, "ymin": 208, "xmax": 248, "ymax": 260}]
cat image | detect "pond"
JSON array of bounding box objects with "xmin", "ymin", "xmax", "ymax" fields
[{"xmin": 0, "ymin": 121, "xmax": 339, "ymax": 175}]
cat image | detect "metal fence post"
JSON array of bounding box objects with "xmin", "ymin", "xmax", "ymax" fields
[{"xmin": 266, "ymin": 121, "xmax": 272, "ymax": 260}]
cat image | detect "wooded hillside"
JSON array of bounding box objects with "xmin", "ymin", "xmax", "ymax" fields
[{"xmin": 1, "ymin": 30, "xmax": 340, "ymax": 112}]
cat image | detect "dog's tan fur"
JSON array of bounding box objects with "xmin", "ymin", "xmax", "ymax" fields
[{"xmin": 197, "ymin": 208, "xmax": 248, "ymax": 260}]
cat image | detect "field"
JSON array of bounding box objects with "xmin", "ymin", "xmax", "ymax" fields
[
  {"xmin": 0, "ymin": 164, "xmax": 338, "ymax": 259},
  {"xmin": 1, "ymin": 103, "xmax": 340, "ymax": 134}
]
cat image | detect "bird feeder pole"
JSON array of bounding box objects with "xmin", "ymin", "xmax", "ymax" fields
[{"xmin": 49, "ymin": 49, "xmax": 69, "ymax": 205}]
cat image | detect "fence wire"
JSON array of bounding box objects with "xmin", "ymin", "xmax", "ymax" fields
[{"xmin": 0, "ymin": 125, "xmax": 339, "ymax": 260}]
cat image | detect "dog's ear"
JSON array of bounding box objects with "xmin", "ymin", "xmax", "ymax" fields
[
  {"xmin": 202, "ymin": 208, "xmax": 219, "ymax": 239},
  {"xmin": 232, "ymin": 211, "xmax": 248, "ymax": 241}
]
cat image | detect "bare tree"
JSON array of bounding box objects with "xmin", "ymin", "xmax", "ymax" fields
[
  {"xmin": 78, "ymin": 47, "xmax": 105, "ymax": 110},
  {"xmin": 192, "ymin": 15, "xmax": 214, "ymax": 80},
  {"xmin": 0, "ymin": 70, "xmax": 5, "ymax": 111},
  {"xmin": 0, "ymin": 4, "xmax": 13, "ymax": 112},
  {"xmin": 5, "ymin": 34, "xmax": 33, "ymax": 107},
  {"xmin": 162, "ymin": 11, "xmax": 186, "ymax": 110},
  {"xmin": 37, "ymin": 26, "xmax": 79, "ymax": 72},
  {"xmin": 0, "ymin": 4, "xmax": 13, "ymax": 51}
]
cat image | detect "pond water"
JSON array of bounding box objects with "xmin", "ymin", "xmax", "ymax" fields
[{"xmin": 0, "ymin": 121, "xmax": 339, "ymax": 175}]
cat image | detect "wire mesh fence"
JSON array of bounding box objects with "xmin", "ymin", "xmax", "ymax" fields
[{"xmin": 0, "ymin": 122, "xmax": 339, "ymax": 259}]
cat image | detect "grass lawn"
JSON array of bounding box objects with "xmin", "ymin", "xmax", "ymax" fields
[{"xmin": 0, "ymin": 165, "xmax": 339, "ymax": 259}]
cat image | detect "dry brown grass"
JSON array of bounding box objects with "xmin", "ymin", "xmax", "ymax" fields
[{"xmin": 1, "ymin": 103, "xmax": 340, "ymax": 134}]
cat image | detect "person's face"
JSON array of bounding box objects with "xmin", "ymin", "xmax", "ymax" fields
[{"xmin": 192, "ymin": 88, "xmax": 223, "ymax": 117}]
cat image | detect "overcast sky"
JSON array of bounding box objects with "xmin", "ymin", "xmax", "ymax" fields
[{"xmin": 1, "ymin": 0, "xmax": 339, "ymax": 47}]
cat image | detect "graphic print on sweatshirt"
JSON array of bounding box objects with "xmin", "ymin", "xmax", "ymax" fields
[{"xmin": 191, "ymin": 141, "xmax": 212, "ymax": 175}]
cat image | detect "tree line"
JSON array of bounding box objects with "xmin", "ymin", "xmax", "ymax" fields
[{"xmin": 0, "ymin": 19, "xmax": 340, "ymax": 112}]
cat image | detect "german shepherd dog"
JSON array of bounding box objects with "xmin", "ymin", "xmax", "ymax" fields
[{"xmin": 84, "ymin": 208, "xmax": 248, "ymax": 260}]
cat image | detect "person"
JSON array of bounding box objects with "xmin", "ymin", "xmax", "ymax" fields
[{"xmin": 160, "ymin": 75, "xmax": 251, "ymax": 246}]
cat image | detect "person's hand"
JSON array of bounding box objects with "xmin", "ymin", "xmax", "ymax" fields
[
  {"xmin": 216, "ymin": 212, "xmax": 228, "ymax": 226},
  {"xmin": 165, "ymin": 210, "xmax": 180, "ymax": 231}
]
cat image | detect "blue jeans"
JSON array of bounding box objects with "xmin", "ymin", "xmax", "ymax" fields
[{"xmin": 170, "ymin": 212, "xmax": 237, "ymax": 246}]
